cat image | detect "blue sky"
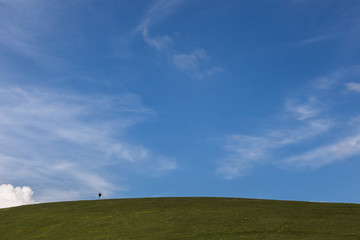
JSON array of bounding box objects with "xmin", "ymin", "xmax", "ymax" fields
[{"xmin": 1, "ymin": 0, "xmax": 360, "ymax": 204}]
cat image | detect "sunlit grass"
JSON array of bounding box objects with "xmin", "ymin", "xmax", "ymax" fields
[{"xmin": 1, "ymin": 197, "xmax": 360, "ymax": 239}]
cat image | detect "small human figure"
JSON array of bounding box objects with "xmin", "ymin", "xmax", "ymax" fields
[{"xmin": 98, "ymin": 192, "xmax": 102, "ymax": 200}]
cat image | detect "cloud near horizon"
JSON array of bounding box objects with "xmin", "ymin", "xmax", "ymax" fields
[
  {"xmin": 0, "ymin": 184, "xmax": 36, "ymax": 209},
  {"xmin": 0, "ymin": 85, "xmax": 176, "ymax": 202}
]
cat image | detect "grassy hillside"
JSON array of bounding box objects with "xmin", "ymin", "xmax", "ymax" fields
[{"xmin": 1, "ymin": 197, "xmax": 360, "ymax": 239}]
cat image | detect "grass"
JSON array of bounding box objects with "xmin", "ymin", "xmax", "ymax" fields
[{"xmin": 1, "ymin": 197, "xmax": 360, "ymax": 239}]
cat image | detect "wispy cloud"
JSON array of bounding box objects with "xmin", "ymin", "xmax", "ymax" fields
[
  {"xmin": 217, "ymin": 118, "xmax": 333, "ymax": 179},
  {"xmin": 0, "ymin": 0, "xmax": 54, "ymax": 63},
  {"xmin": 346, "ymin": 82, "xmax": 360, "ymax": 93},
  {"xmin": 217, "ymin": 65, "xmax": 360, "ymax": 179},
  {"xmin": 285, "ymin": 97, "xmax": 322, "ymax": 121},
  {"xmin": 294, "ymin": 2, "xmax": 360, "ymax": 48},
  {"xmin": 173, "ymin": 49, "xmax": 207, "ymax": 71},
  {"xmin": 298, "ymin": 34, "xmax": 334, "ymax": 46},
  {"xmin": 135, "ymin": 0, "xmax": 222, "ymax": 78},
  {"xmin": 284, "ymin": 132, "xmax": 360, "ymax": 169},
  {"xmin": 142, "ymin": 28, "xmax": 173, "ymax": 51},
  {"xmin": 139, "ymin": 0, "xmax": 187, "ymax": 29},
  {"xmin": 173, "ymin": 49, "xmax": 223, "ymax": 78},
  {"xmin": 135, "ymin": 0, "xmax": 186, "ymax": 52},
  {"xmin": 0, "ymin": 85, "xmax": 176, "ymax": 202},
  {"xmin": 315, "ymin": 66, "xmax": 360, "ymax": 90}
]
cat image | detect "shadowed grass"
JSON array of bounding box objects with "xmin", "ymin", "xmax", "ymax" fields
[{"xmin": 1, "ymin": 197, "xmax": 360, "ymax": 239}]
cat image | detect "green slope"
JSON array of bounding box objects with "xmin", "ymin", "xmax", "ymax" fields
[{"xmin": 1, "ymin": 197, "xmax": 360, "ymax": 239}]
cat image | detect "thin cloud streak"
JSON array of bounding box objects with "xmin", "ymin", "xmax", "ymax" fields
[
  {"xmin": 136, "ymin": 0, "xmax": 186, "ymax": 50},
  {"xmin": 285, "ymin": 97, "xmax": 322, "ymax": 121},
  {"xmin": 173, "ymin": 49, "xmax": 223, "ymax": 78},
  {"xmin": 346, "ymin": 82, "xmax": 360, "ymax": 93},
  {"xmin": 139, "ymin": 0, "xmax": 187, "ymax": 29},
  {"xmin": 298, "ymin": 34, "xmax": 334, "ymax": 46},
  {"xmin": 0, "ymin": 0, "xmax": 59, "ymax": 65},
  {"xmin": 142, "ymin": 28, "xmax": 173, "ymax": 51},
  {"xmin": 135, "ymin": 0, "xmax": 222, "ymax": 78},
  {"xmin": 217, "ymin": 118, "xmax": 333, "ymax": 179},
  {"xmin": 217, "ymin": 65, "xmax": 360, "ymax": 179},
  {"xmin": 0, "ymin": 85, "xmax": 176, "ymax": 202},
  {"xmin": 285, "ymin": 132, "xmax": 360, "ymax": 169},
  {"xmin": 313, "ymin": 66, "xmax": 360, "ymax": 90},
  {"xmin": 291, "ymin": 1, "xmax": 360, "ymax": 53}
]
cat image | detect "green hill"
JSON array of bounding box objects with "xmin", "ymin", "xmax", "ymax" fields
[{"xmin": 1, "ymin": 197, "xmax": 360, "ymax": 239}]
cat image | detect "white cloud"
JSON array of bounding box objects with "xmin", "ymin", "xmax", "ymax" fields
[
  {"xmin": 0, "ymin": 0, "xmax": 57, "ymax": 65},
  {"xmin": 285, "ymin": 97, "xmax": 321, "ymax": 120},
  {"xmin": 139, "ymin": 0, "xmax": 187, "ymax": 28},
  {"xmin": 298, "ymin": 34, "xmax": 334, "ymax": 46},
  {"xmin": 217, "ymin": 65, "xmax": 360, "ymax": 179},
  {"xmin": 135, "ymin": 0, "xmax": 221, "ymax": 78},
  {"xmin": 313, "ymin": 66, "xmax": 360, "ymax": 90},
  {"xmin": 0, "ymin": 85, "xmax": 176, "ymax": 202},
  {"xmin": 217, "ymin": 119, "xmax": 333, "ymax": 179},
  {"xmin": 136, "ymin": 0, "xmax": 187, "ymax": 43},
  {"xmin": 285, "ymin": 133, "xmax": 360, "ymax": 169},
  {"xmin": 173, "ymin": 49, "xmax": 223, "ymax": 78},
  {"xmin": 142, "ymin": 28, "xmax": 173, "ymax": 51},
  {"xmin": 346, "ymin": 82, "xmax": 360, "ymax": 93},
  {"xmin": 0, "ymin": 184, "xmax": 36, "ymax": 209},
  {"xmin": 294, "ymin": 2, "xmax": 360, "ymax": 52},
  {"xmin": 173, "ymin": 49, "xmax": 207, "ymax": 71}
]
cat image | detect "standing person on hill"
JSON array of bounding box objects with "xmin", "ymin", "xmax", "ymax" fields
[{"xmin": 98, "ymin": 192, "xmax": 102, "ymax": 199}]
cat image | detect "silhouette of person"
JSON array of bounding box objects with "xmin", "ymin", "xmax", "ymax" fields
[{"xmin": 98, "ymin": 192, "xmax": 102, "ymax": 199}]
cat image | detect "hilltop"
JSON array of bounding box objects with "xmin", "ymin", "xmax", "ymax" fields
[{"xmin": 1, "ymin": 197, "xmax": 360, "ymax": 239}]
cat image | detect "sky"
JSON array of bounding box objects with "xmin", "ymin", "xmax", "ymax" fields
[{"xmin": 1, "ymin": 0, "xmax": 360, "ymax": 207}]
